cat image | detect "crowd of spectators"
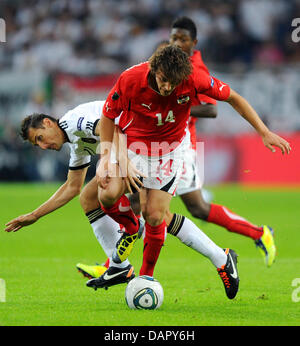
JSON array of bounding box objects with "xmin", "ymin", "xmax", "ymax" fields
[
  {"xmin": 1, "ymin": 0, "xmax": 300, "ymax": 75},
  {"xmin": 1, "ymin": 0, "xmax": 300, "ymax": 182}
]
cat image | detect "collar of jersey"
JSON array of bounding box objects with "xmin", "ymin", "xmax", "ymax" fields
[
  {"xmin": 57, "ymin": 119, "xmax": 71, "ymax": 143},
  {"xmin": 140, "ymin": 62, "xmax": 151, "ymax": 89}
]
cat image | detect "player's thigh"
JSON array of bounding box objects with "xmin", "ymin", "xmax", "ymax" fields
[{"xmin": 144, "ymin": 189, "xmax": 172, "ymax": 226}]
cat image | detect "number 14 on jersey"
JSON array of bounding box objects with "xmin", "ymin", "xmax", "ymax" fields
[{"xmin": 155, "ymin": 111, "xmax": 175, "ymax": 126}]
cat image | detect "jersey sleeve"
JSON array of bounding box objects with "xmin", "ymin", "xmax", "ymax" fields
[
  {"xmin": 193, "ymin": 93, "xmax": 217, "ymax": 106},
  {"xmin": 195, "ymin": 73, "xmax": 230, "ymax": 101},
  {"xmin": 74, "ymin": 111, "xmax": 100, "ymax": 137},
  {"xmin": 68, "ymin": 143, "xmax": 91, "ymax": 170},
  {"xmin": 103, "ymin": 76, "xmax": 126, "ymax": 120}
]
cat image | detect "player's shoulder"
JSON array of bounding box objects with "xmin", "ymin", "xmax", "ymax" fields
[
  {"xmin": 124, "ymin": 61, "xmax": 149, "ymax": 75},
  {"xmin": 118, "ymin": 62, "xmax": 149, "ymax": 87},
  {"xmin": 191, "ymin": 50, "xmax": 203, "ymax": 64},
  {"xmin": 59, "ymin": 101, "xmax": 104, "ymax": 133},
  {"xmin": 191, "ymin": 49, "xmax": 210, "ymax": 74},
  {"xmin": 71, "ymin": 100, "xmax": 105, "ymax": 116}
]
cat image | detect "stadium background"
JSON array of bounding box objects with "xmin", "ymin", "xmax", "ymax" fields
[{"xmin": 1, "ymin": 0, "xmax": 299, "ymax": 185}]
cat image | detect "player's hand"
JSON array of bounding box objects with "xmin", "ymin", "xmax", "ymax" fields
[
  {"xmin": 123, "ymin": 159, "xmax": 145, "ymax": 194},
  {"xmin": 261, "ymin": 131, "xmax": 291, "ymax": 155},
  {"xmin": 96, "ymin": 157, "xmax": 111, "ymax": 189},
  {"xmin": 5, "ymin": 213, "xmax": 38, "ymax": 232}
]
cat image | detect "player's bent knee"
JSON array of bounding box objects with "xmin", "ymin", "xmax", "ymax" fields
[
  {"xmin": 145, "ymin": 210, "xmax": 165, "ymax": 227},
  {"xmin": 99, "ymin": 190, "xmax": 120, "ymax": 207},
  {"xmin": 98, "ymin": 179, "xmax": 124, "ymax": 207}
]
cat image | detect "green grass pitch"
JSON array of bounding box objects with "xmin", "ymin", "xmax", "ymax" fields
[{"xmin": 0, "ymin": 183, "xmax": 299, "ymax": 326}]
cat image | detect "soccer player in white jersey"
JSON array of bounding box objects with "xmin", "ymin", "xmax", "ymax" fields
[
  {"xmin": 5, "ymin": 100, "xmax": 241, "ymax": 298},
  {"xmin": 5, "ymin": 101, "xmax": 136, "ymax": 283}
]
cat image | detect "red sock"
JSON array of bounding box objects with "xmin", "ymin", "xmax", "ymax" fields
[
  {"xmin": 207, "ymin": 204, "xmax": 263, "ymax": 240},
  {"xmin": 101, "ymin": 195, "xmax": 139, "ymax": 235},
  {"xmin": 139, "ymin": 221, "xmax": 166, "ymax": 277},
  {"xmin": 104, "ymin": 258, "xmax": 110, "ymax": 268}
]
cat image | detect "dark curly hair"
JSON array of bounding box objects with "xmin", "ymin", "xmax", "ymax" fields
[
  {"xmin": 20, "ymin": 113, "xmax": 57, "ymax": 141},
  {"xmin": 149, "ymin": 45, "xmax": 192, "ymax": 86},
  {"xmin": 172, "ymin": 16, "xmax": 197, "ymax": 40}
]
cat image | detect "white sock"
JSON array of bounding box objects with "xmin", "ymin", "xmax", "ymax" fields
[
  {"xmin": 169, "ymin": 214, "xmax": 227, "ymax": 268},
  {"xmin": 86, "ymin": 208, "xmax": 130, "ymax": 269}
]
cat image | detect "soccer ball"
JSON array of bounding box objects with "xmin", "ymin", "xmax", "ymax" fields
[{"xmin": 125, "ymin": 275, "xmax": 164, "ymax": 310}]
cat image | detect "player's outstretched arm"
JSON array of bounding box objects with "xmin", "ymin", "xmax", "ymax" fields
[
  {"xmin": 4, "ymin": 168, "xmax": 87, "ymax": 232},
  {"xmin": 226, "ymin": 88, "xmax": 291, "ymax": 155},
  {"xmin": 190, "ymin": 104, "xmax": 217, "ymax": 118},
  {"xmin": 5, "ymin": 213, "xmax": 39, "ymax": 232}
]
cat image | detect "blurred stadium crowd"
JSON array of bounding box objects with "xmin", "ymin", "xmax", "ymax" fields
[
  {"xmin": 0, "ymin": 0, "xmax": 300, "ymax": 182},
  {"xmin": 1, "ymin": 0, "xmax": 300, "ymax": 73}
]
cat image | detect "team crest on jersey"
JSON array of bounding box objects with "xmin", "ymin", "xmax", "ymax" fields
[
  {"xmin": 177, "ymin": 94, "xmax": 190, "ymax": 105},
  {"xmin": 112, "ymin": 91, "xmax": 120, "ymax": 100}
]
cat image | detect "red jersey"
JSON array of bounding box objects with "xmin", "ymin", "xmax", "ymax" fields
[
  {"xmin": 103, "ymin": 62, "xmax": 230, "ymax": 156},
  {"xmin": 189, "ymin": 50, "xmax": 217, "ymax": 149}
]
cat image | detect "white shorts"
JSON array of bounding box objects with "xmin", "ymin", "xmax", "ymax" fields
[
  {"xmin": 128, "ymin": 135, "xmax": 189, "ymax": 195},
  {"xmin": 176, "ymin": 146, "xmax": 202, "ymax": 196}
]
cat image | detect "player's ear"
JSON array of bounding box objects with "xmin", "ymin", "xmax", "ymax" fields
[
  {"xmin": 43, "ymin": 117, "xmax": 52, "ymax": 128},
  {"xmin": 193, "ymin": 39, "xmax": 198, "ymax": 47}
]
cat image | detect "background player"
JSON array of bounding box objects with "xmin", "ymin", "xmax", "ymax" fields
[{"xmin": 170, "ymin": 16, "xmax": 280, "ymax": 266}]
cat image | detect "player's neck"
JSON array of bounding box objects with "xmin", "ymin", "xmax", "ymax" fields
[
  {"xmin": 148, "ymin": 72, "xmax": 159, "ymax": 94},
  {"xmin": 58, "ymin": 125, "xmax": 69, "ymax": 144},
  {"xmin": 57, "ymin": 120, "xmax": 70, "ymax": 143}
]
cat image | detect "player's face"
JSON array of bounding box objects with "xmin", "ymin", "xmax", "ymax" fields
[
  {"xmin": 169, "ymin": 28, "xmax": 197, "ymax": 56},
  {"xmin": 155, "ymin": 70, "xmax": 177, "ymax": 96},
  {"xmin": 28, "ymin": 119, "xmax": 64, "ymax": 151}
]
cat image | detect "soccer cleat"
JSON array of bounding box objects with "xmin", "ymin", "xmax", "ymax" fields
[
  {"xmin": 76, "ymin": 263, "xmax": 107, "ymax": 279},
  {"xmin": 217, "ymin": 248, "xmax": 239, "ymax": 299},
  {"xmin": 86, "ymin": 264, "xmax": 135, "ymax": 290},
  {"xmin": 255, "ymin": 225, "xmax": 276, "ymax": 267},
  {"xmin": 112, "ymin": 219, "xmax": 145, "ymax": 264}
]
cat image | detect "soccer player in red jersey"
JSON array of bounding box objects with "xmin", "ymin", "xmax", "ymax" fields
[
  {"xmin": 167, "ymin": 16, "xmax": 281, "ymax": 266},
  {"xmin": 124, "ymin": 17, "xmax": 283, "ymax": 268},
  {"xmin": 86, "ymin": 45, "xmax": 290, "ymax": 295}
]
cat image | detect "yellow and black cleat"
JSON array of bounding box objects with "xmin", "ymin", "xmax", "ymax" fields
[{"xmin": 76, "ymin": 263, "xmax": 107, "ymax": 279}]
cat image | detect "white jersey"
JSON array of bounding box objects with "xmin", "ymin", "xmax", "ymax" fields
[{"xmin": 58, "ymin": 101, "xmax": 104, "ymax": 170}]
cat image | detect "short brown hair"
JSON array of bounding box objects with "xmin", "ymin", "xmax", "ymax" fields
[
  {"xmin": 20, "ymin": 113, "xmax": 56, "ymax": 140},
  {"xmin": 149, "ymin": 44, "xmax": 192, "ymax": 86}
]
